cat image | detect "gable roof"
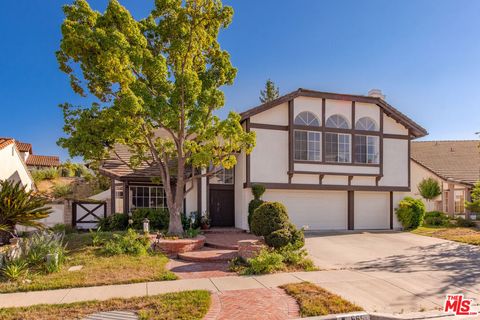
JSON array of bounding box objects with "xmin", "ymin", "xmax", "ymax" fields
[
  {"xmin": 0, "ymin": 137, "xmax": 15, "ymax": 150},
  {"xmin": 411, "ymin": 140, "xmax": 480, "ymax": 186},
  {"xmin": 240, "ymin": 88, "xmax": 428, "ymax": 138},
  {"xmin": 15, "ymin": 141, "xmax": 32, "ymax": 153},
  {"xmin": 25, "ymin": 155, "xmax": 61, "ymax": 167}
]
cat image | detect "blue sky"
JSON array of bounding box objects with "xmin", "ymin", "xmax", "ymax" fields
[{"xmin": 1, "ymin": 0, "xmax": 479, "ymax": 161}]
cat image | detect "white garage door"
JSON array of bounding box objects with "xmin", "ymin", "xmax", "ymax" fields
[
  {"xmin": 262, "ymin": 190, "xmax": 347, "ymax": 230},
  {"xmin": 354, "ymin": 191, "xmax": 389, "ymax": 229}
]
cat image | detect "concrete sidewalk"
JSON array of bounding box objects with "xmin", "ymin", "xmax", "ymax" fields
[{"xmin": 0, "ymin": 269, "xmax": 467, "ymax": 314}]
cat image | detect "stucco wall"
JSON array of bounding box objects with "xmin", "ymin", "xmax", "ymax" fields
[
  {"xmin": 185, "ymin": 179, "xmax": 197, "ymax": 215},
  {"xmin": 250, "ymin": 102, "xmax": 288, "ymax": 125},
  {"xmin": 250, "ymin": 128, "xmax": 289, "ymax": 183},
  {"xmin": 409, "ymin": 161, "xmax": 443, "ymax": 211},
  {"xmin": 0, "ymin": 144, "xmax": 34, "ymax": 191},
  {"xmin": 380, "ymin": 138, "xmax": 409, "ymax": 187}
]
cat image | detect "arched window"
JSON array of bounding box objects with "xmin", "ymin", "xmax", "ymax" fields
[
  {"xmin": 355, "ymin": 117, "xmax": 378, "ymax": 131},
  {"xmin": 326, "ymin": 114, "xmax": 350, "ymax": 129},
  {"xmin": 294, "ymin": 111, "xmax": 320, "ymax": 126}
]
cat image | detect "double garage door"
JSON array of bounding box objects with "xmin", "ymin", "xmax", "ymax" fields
[{"xmin": 262, "ymin": 190, "xmax": 390, "ymax": 230}]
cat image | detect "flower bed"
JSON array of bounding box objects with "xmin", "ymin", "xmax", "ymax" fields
[{"xmin": 152, "ymin": 235, "xmax": 206, "ymax": 256}]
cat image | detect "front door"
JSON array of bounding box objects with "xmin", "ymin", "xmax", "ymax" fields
[{"xmin": 209, "ymin": 185, "xmax": 234, "ymax": 227}]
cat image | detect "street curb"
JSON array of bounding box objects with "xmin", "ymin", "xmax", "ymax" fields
[{"xmin": 294, "ymin": 311, "xmax": 455, "ymax": 320}]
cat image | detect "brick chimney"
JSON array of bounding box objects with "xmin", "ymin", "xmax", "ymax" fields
[{"xmin": 368, "ymin": 89, "xmax": 385, "ymax": 100}]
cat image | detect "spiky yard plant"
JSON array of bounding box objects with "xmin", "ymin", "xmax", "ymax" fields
[{"xmin": 0, "ymin": 180, "xmax": 51, "ymax": 244}]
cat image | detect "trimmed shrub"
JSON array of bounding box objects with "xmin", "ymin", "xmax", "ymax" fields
[
  {"xmin": 423, "ymin": 211, "xmax": 449, "ymax": 227},
  {"xmin": 455, "ymin": 217, "xmax": 476, "ymax": 228},
  {"xmin": 131, "ymin": 208, "xmax": 169, "ymax": 231},
  {"xmin": 52, "ymin": 183, "xmax": 73, "ymax": 198},
  {"xmin": 250, "ymin": 202, "xmax": 290, "ymax": 237},
  {"xmin": 396, "ymin": 197, "xmax": 425, "ymax": 230},
  {"xmin": 265, "ymin": 228, "xmax": 292, "ymax": 249},
  {"xmin": 288, "ymin": 223, "xmax": 305, "ymax": 250},
  {"xmin": 248, "ymin": 184, "xmax": 266, "ymax": 229},
  {"xmin": 418, "ymin": 178, "xmax": 441, "ymax": 200}
]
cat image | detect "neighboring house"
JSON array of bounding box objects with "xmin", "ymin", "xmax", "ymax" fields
[
  {"xmin": 100, "ymin": 88, "xmax": 428, "ymax": 231},
  {"xmin": 0, "ymin": 138, "xmax": 35, "ymax": 191},
  {"xmin": 14, "ymin": 141, "xmax": 61, "ymax": 170},
  {"xmin": 410, "ymin": 140, "xmax": 480, "ymax": 217}
]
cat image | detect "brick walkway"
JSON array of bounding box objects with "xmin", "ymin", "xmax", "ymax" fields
[
  {"xmin": 166, "ymin": 259, "xmax": 234, "ymax": 279},
  {"xmin": 204, "ymin": 288, "xmax": 300, "ymax": 320}
]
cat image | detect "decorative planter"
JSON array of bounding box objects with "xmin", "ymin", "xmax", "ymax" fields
[
  {"xmin": 152, "ymin": 235, "xmax": 206, "ymax": 257},
  {"xmin": 238, "ymin": 239, "xmax": 266, "ymax": 260}
]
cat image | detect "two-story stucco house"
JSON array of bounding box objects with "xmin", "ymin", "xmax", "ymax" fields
[{"xmin": 101, "ymin": 88, "xmax": 428, "ymax": 231}]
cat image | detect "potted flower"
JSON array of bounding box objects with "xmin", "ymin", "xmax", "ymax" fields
[{"xmin": 200, "ymin": 212, "xmax": 211, "ymax": 230}]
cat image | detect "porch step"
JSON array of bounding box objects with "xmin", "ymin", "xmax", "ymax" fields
[
  {"xmin": 205, "ymin": 241, "xmax": 238, "ymax": 250},
  {"xmin": 202, "ymin": 227, "xmax": 246, "ymax": 234},
  {"xmin": 177, "ymin": 248, "xmax": 238, "ymax": 262}
]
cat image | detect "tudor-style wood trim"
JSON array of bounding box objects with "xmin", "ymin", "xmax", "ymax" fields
[
  {"xmin": 290, "ymin": 170, "xmax": 380, "ymax": 177},
  {"xmin": 110, "ymin": 179, "xmax": 116, "ymax": 215},
  {"xmin": 348, "ymin": 175, "xmax": 353, "ymax": 186},
  {"xmin": 389, "ymin": 191, "xmax": 394, "ymax": 230},
  {"xmin": 379, "ymin": 109, "xmax": 384, "ymax": 177},
  {"xmin": 244, "ymin": 181, "xmax": 410, "ymax": 192},
  {"xmin": 197, "ymin": 173, "xmax": 202, "ymax": 214},
  {"xmin": 245, "ymin": 119, "xmax": 251, "ymax": 185},
  {"xmin": 288, "ymin": 99, "xmax": 294, "ymax": 183},
  {"xmin": 383, "ymin": 133, "xmax": 410, "ymax": 140},
  {"xmin": 293, "ymin": 125, "xmax": 323, "ymax": 132},
  {"xmin": 321, "ymin": 99, "xmax": 326, "ymax": 163},
  {"xmin": 351, "ymin": 101, "xmax": 356, "ymax": 163},
  {"xmin": 123, "ymin": 181, "xmax": 129, "ymax": 214},
  {"xmin": 348, "ymin": 191, "xmax": 354, "ymax": 230},
  {"xmin": 239, "ymin": 88, "xmax": 428, "ymax": 138},
  {"xmin": 250, "ymin": 123, "xmax": 288, "ymax": 131},
  {"xmin": 294, "ymin": 159, "xmax": 380, "ymax": 167},
  {"xmin": 319, "ymin": 174, "xmax": 324, "ymax": 185}
]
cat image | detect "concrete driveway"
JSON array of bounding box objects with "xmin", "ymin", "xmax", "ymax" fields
[{"xmin": 304, "ymin": 231, "xmax": 480, "ymax": 315}]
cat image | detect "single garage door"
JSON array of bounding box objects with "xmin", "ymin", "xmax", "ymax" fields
[
  {"xmin": 262, "ymin": 190, "xmax": 347, "ymax": 230},
  {"xmin": 354, "ymin": 191, "xmax": 389, "ymax": 229}
]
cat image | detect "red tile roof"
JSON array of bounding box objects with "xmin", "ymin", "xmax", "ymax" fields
[
  {"xmin": 0, "ymin": 138, "xmax": 14, "ymax": 150},
  {"xmin": 26, "ymin": 155, "xmax": 61, "ymax": 167},
  {"xmin": 15, "ymin": 141, "xmax": 32, "ymax": 153}
]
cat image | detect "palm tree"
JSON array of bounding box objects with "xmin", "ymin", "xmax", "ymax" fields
[{"xmin": 0, "ymin": 180, "xmax": 51, "ymax": 244}]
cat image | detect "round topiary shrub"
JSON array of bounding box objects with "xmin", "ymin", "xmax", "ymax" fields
[
  {"xmin": 248, "ymin": 184, "xmax": 266, "ymax": 229},
  {"xmin": 288, "ymin": 223, "xmax": 305, "ymax": 249},
  {"xmin": 250, "ymin": 202, "xmax": 290, "ymax": 237},
  {"xmin": 265, "ymin": 228, "xmax": 292, "ymax": 248},
  {"xmin": 395, "ymin": 197, "xmax": 425, "ymax": 230}
]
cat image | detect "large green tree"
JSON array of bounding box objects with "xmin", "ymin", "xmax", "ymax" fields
[{"xmin": 57, "ymin": 0, "xmax": 255, "ymax": 235}]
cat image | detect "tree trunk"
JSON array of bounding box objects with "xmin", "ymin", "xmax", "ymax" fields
[{"xmin": 168, "ymin": 206, "xmax": 184, "ymax": 236}]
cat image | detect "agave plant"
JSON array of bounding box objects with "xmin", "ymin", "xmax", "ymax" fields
[{"xmin": 0, "ymin": 180, "xmax": 52, "ymax": 244}]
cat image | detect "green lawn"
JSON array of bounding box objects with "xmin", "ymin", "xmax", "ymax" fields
[
  {"xmin": 0, "ymin": 232, "xmax": 175, "ymax": 293},
  {"xmin": 281, "ymin": 282, "xmax": 363, "ymax": 317},
  {"xmin": 412, "ymin": 226, "xmax": 480, "ymax": 246},
  {"xmin": 0, "ymin": 290, "xmax": 210, "ymax": 320}
]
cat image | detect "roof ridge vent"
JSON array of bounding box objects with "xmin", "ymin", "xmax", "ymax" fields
[{"xmin": 368, "ymin": 89, "xmax": 385, "ymax": 100}]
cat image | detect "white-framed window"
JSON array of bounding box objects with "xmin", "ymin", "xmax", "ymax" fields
[
  {"xmin": 130, "ymin": 186, "xmax": 166, "ymax": 209},
  {"xmin": 294, "ymin": 131, "xmax": 321, "ymax": 161},
  {"xmin": 210, "ymin": 167, "xmax": 234, "ymax": 184},
  {"xmin": 294, "ymin": 111, "xmax": 320, "ymax": 126},
  {"xmin": 326, "ymin": 114, "xmax": 350, "ymax": 129},
  {"xmin": 294, "ymin": 112, "xmax": 321, "ymax": 161},
  {"xmin": 354, "ymin": 135, "xmax": 379, "ymax": 164},
  {"xmin": 325, "ymin": 133, "xmax": 351, "ymax": 163},
  {"xmin": 355, "ymin": 117, "xmax": 378, "ymax": 131},
  {"xmin": 454, "ymin": 190, "xmax": 465, "ymax": 213}
]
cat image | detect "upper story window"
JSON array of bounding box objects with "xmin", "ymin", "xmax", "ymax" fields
[
  {"xmin": 355, "ymin": 117, "xmax": 378, "ymax": 131},
  {"xmin": 294, "ymin": 111, "xmax": 320, "ymax": 126},
  {"xmin": 326, "ymin": 114, "xmax": 350, "ymax": 129},
  {"xmin": 354, "ymin": 135, "xmax": 379, "ymax": 164},
  {"xmin": 294, "ymin": 112, "xmax": 321, "ymax": 161}
]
